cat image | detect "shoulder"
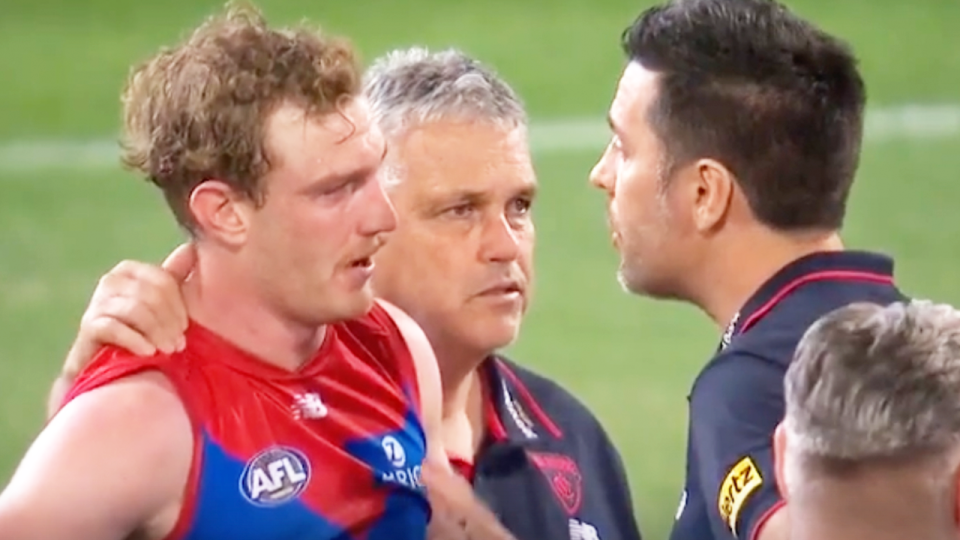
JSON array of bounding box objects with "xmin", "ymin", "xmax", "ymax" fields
[
  {"xmin": 373, "ymin": 300, "xmax": 431, "ymax": 353},
  {"xmin": 696, "ymin": 345, "xmax": 787, "ymax": 394},
  {"xmin": 493, "ymin": 356, "xmax": 614, "ymax": 444},
  {"xmin": 53, "ymin": 369, "xmax": 196, "ymax": 491},
  {"xmin": 326, "ymin": 301, "xmax": 429, "ymax": 397},
  {"xmin": 57, "ymin": 369, "xmax": 191, "ymax": 438},
  {"xmin": 339, "ymin": 299, "xmax": 422, "ymax": 346},
  {"xmin": 692, "ymin": 314, "xmax": 808, "ymax": 411},
  {"xmin": 369, "ymin": 299, "xmax": 435, "ymax": 383},
  {"xmin": 689, "ymin": 348, "xmax": 787, "ymax": 438},
  {"xmin": 2, "ymin": 370, "xmax": 193, "ymax": 536},
  {"xmin": 59, "ymin": 345, "xmax": 189, "ymax": 414},
  {"xmin": 34, "ymin": 370, "xmax": 193, "ymax": 495},
  {"xmin": 373, "ymin": 299, "xmax": 442, "ymax": 427},
  {"xmin": 338, "ymin": 300, "xmax": 429, "ymax": 373},
  {"xmin": 491, "ymin": 357, "xmax": 641, "ymax": 535}
]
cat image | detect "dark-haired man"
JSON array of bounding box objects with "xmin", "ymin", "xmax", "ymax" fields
[{"xmin": 591, "ymin": 1, "xmax": 907, "ymax": 539}]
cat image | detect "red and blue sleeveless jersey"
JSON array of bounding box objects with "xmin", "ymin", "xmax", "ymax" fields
[{"xmin": 60, "ymin": 303, "xmax": 430, "ymax": 540}]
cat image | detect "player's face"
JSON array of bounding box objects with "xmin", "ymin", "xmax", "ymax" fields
[
  {"xmin": 590, "ymin": 62, "xmax": 694, "ymax": 299},
  {"xmin": 244, "ymin": 99, "xmax": 395, "ymax": 324},
  {"xmin": 372, "ymin": 120, "xmax": 535, "ymax": 358}
]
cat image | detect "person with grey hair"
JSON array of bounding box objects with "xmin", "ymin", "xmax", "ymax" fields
[
  {"xmin": 47, "ymin": 47, "xmax": 643, "ymax": 540},
  {"xmin": 773, "ymin": 300, "xmax": 960, "ymax": 540}
]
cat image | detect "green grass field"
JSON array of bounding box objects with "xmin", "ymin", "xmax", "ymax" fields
[{"xmin": 1, "ymin": 0, "xmax": 958, "ymax": 537}]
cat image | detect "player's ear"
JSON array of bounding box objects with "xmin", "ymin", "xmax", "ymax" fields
[
  {"xmin": 773, "ymin": 422, "xmax": 789, "ymax": 501},
  {"xmin": 188, "ymin": 179, "xmax": 255, "ymax": 246}
]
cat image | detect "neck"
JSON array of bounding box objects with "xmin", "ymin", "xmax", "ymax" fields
[
  {"xmin": 791, "ymin": 476, "xmax": 957, "ymax": 540},
  {"xmin": 791, "ymin": 501, "xmax": 956, "ymax": 540},
  {"xmin": 182, "ymin": 246, "xmax": 326, "ymax": 371},
  {"xmin": 689, "ymin": 229, "xmax": 844, "ymax": 330},
  {"xmin": 793, "ymin": 523, "xmax": 956, "ymax": 540},
  {"xmin": 431, "ymin": 336, "xmax": 490, "ymax": 459}
]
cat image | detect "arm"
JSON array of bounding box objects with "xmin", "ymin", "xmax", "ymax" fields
[
  {"xmin": 3, "ymin": 371, "xmax": 193, "ymax": 540},
  {"xmin": 377, "ymin": 300, "xmax": 516, "ymax": 540},
  {"xmin": 47, "ymin": 246, "xmax": 195, "ymax": 418},
  {"xmin": 47, "ymin": 338, "xmax": 110, "ymax": 417},
  {"xmin": 690, "ymin": 353, "xmax": 788, "ymax": 540}
]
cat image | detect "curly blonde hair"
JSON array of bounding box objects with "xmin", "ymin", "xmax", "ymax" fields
[{"xmin": 120, "ymin": 2, "xmax": 361, "ymax": 231}]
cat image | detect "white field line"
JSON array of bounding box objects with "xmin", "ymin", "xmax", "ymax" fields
[{"xmin": 0, "ymin": 104, "xmax": 958, "ymax": 173}]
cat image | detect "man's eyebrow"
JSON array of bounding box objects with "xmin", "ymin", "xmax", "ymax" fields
[
  {"xmin": 430, "ymin": 189, "xmax": 488, "ymax": 206},
  {"xmin": 306, "ymin": 142, "xmax": 389, "ymax": 192},
  {"xmin": 515, "ymin": 182, "xmax": 538, "ymax": 199},
  {"xmin": 303, "ymin": 162, "xmax": 380, "ymax": 194}
]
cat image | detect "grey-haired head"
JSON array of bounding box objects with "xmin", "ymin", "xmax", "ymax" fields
[
  {"xmin": 363, "ymin": 47, "xmax": 527, "ymax": 142},
  {"xmin": 785, "ymin": 300, "xmax": 960, "ymax": 464}
]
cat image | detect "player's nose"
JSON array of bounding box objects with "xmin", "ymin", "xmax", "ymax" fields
[{"xmin": 359, "ymin": 177, "xmax": 398, "ymax": 236}]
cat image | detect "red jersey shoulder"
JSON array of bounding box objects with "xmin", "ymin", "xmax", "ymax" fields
[
  {"xmin": 59, "ymin": 345, "xmax": 185, "ymax": 414},
  {"xmin": 335, "ymin": 302, "xmax": 420, "ymax": 408}
]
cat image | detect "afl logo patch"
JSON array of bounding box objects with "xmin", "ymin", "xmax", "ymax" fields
[{"xmin": 239, "ymin": 447, "xmax": 311, "ymax": 507}]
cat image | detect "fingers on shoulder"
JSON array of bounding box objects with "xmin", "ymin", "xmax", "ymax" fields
[{"xmin": 97, "ymin": 260, "xmax": 180, "ymax": 306}]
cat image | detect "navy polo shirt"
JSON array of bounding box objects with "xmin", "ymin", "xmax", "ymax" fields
[
  {"xmin": 670, "ymin": 251, "xmax": 906, "ymax": 540},
  {"xmin": 465, "ymin": 356, "xmax": 644, "ymax": 540}
]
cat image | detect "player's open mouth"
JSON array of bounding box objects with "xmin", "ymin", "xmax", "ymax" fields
[{"xmin": 349, "ymin": 257, "xmax": 373, "ymax": 269}]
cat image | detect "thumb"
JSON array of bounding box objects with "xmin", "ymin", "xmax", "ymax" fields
[{"xmin": 161, "ymin": 242, "xmax": 197, "ymax": 283}]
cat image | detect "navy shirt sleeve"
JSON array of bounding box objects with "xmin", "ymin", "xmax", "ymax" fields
[
  {"xmin": 689, "ymin": 351, "xmax": 785, "ymax": 540},
  {"xmin": 596, "ymin": 428, "xmax": 644, "ymax": 540}
]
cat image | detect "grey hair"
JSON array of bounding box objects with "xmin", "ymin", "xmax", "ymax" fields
[
  {"xmin": 362, "ymin": 46, "xmax": 528, "ymax": 142},
  {"xmin": 784, "ymin": 300, "xmax": 960, "ymax": 466}
]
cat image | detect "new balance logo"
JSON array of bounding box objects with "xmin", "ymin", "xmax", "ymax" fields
[
  {"xmin": 292, "ymin": 393, "xmax": 328, "ymax": 419},
  {"xmin": 569, "ymin": 518, "xmax": 600, "ymax": 540}
]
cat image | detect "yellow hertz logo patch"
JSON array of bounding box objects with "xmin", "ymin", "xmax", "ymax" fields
[{"xmin": 717, "ymin": 456, "xmax": 763, "ymax": 537}]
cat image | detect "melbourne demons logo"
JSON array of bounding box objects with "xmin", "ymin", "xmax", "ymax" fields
[
  {"xmin": 239, "ymin": 446, "xmax": 311, "ymax": 507},
  {"xmin": 528, "ymin": 452, "xmax": 583, "ymax": 515}
]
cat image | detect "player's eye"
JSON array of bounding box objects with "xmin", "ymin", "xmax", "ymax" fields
[{"xmin": 311, "ymin": 176, "xmax": 364, "ymax": 199}]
